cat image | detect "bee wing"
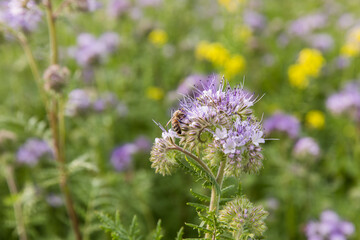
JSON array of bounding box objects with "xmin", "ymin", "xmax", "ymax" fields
[{"xmin": 152, "ymin": 120, "xmax": 167, "ymax": 132}]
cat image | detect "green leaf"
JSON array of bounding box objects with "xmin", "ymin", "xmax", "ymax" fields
[
  {"xmin": 151, "ymin": 220, "xmax": 163, "ymax": 240},
  {"xmin": 175, "ymin": 227, "xmax": 184, "ymax": 240},
  {"xmin": 190, "ymin": 189, "xmax": 210, "ymax": 203}
]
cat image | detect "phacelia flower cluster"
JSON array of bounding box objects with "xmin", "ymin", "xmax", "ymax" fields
[
  {"xmin": 305, "ymin": 210, "xmax": 355, "ymax": 240},
  {"xmin": 219, "ymin": 196, "xmax": 268, "ymax": 238},
  {"xmin": 17, "ymin": 138, "xmax": 53, "ymax": 166},
  {"xmin": 68, "ymin": 32, "xmax": 120, "ymax": 67},
  {"xmin": 150, "ymin": 75, "xmax": 265, "ymax": 176},
  {"xmin": 0, "ymin": 0, "xmax": 42, "ymax": 32},
  {"xmin": 264, "ymin": 112, "xmax": 300, "ymax": 139},
  {"xmin": 326, "ymin": 81, "xmax": 360, "ymax": 120}
]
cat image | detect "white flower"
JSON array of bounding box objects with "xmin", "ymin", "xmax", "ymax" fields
[
  {"xmin": 252, "ymin": 131, "xmax": 265, "ymax": 146},
  {"xmin": 214, "ymin": 127, "xmax": 227, "ymax": 140},
  {"xmin": 162, "ymin": 129, "xmax": 178, "ymax": 139},
  {"xmin": 223, "ymin": 139, "xmax": 236, "ymax": 154}
]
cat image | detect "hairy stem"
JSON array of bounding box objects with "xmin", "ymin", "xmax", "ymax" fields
[
  {"xmin": 4, "ymin": 165, "xmax": 28, "ymax": 240},
  {"xmin": 205, "ymin": 160, "xmax": 226, "ymax": 239},
  {"xmin": 45, "ymin": 0, "xmax": 58, "ymax": 65},
  {"xmin": 44, "ymin": 1, "xmax": 82, "ymax": 239},
  {"xmin": 170, "ymin": 145, "xmax": 216, "ymax": 180}
]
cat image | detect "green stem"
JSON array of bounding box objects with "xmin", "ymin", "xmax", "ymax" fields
[
  {"xmin": 205, "ymin": 160, "xmax": 226, "ymax": 239},
  {"xmin": 4, "ymin": 165, "xmax": 28, "ymax": 240},
  {"xmin": 44, "ymin": 1, "xmax": 82, "ymax": 239},
  {"xmin": 170, "ymin": 145, "xmax": 216, "ymax": 180},
  {"xmin": 45, "ymin": 0, "xmax": 58, "ymax": 65}
]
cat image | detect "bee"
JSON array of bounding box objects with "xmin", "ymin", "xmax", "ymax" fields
[{"xmin": 166, "ymin": 108, "xmax": 186, "ymax": 134}]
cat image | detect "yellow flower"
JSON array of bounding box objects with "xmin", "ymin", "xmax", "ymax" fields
[
  {"xmin": 195, "ymin": 41, "xmax": 230, "ymax": 66},
  {"xmin": 288, "ymin": 64, "xmax": 309, "ymax": 89},
  {"xmin": 218, "ymin": 0, "xmax": 245, "ymax": 12},
  {"xmin": 341, "ymin": 43, "xmax": 359, "ymax": 57},
  {"xmin": 223, "ymin": 54, "xmax": 246, "ymax": 79},
  {"xmin": 146, "ymin": 87, "xmax": 164, "ymax": 101},
  {"xmin": 148, "ymin": 29, "xmax": 168, "ymax": 47},
  {"xmin": 306, "ymin": 110, "xmax": 325, "ymax": 129},
  {"xmin": 288, "ymin": 48, "xmax": 325, "ymax": 89},
  {"xmin": 234, "ymin": 25, "xmax": 252, "ymax": 43},
  {"xmin": 297, "ymin": 48, "xmax": 325, "ymax": 77}
]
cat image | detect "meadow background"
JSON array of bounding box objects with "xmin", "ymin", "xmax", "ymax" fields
[{"xmin": 0, "ymin": 0, "xmax": 360, "ymax": 239}]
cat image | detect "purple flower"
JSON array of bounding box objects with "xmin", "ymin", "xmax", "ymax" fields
[
  {"xmin": 17, "ymin": 139, "xmax": 53, "ymax": 166},
  {"xmin": 69, "ymin": 32, "xmax": 120, "ymax": 67},
  {"xmin": 161, "ymin": 75, "xmax": 265, "ymax": 176},
  {"xmin": 326, "ymin": 81, "xmax": 360, "ymax": 120},
  {"xmin": 136, "ymin": 0, "xmax": 162, "ymax": 7},
  {"xmin": 243, "ymin": 10, "xmax": 266, "ymax": 30},
  {"xmin": 293, "ymin": 137, "xmax": 320, "ymax": 159},
  {"xmin": 264, "ymin": 112, "xmax": 300, "ymax": 138},
  {"xmin": 66, "ymin": 89, "xmax": 92, "ymax": 116},
  {"xmin": 46, "ymin": 194, "xmax": 63, "ymax": 208},
  {"xmin": 92, "ymin": 92, "xmax": 118, "ymax": 112},
  {"xmin": 134, "ymin": 136, "xmax": 151, "ymax": 152},
  {"xmin": 288, "ymin": 13, "xmax": 327, "ymax": 36},
  {"xmin": 335, "ymin": 56, "xmax": 350, "ymax": 69},
  {"xmin": 337, "ymin": 14, "xmax": 355, "ymax": 29},
  {"xmin": 167, "ymin": 74, "xmax": 215, "ymax": 102},
  {"xmin": 307, "ymin": 34, "xmax": 334, "ymax": 52},
  {"xmin": 76, "ymin": 0, "xmax": 102, "ymax": 12},
  {"xmin": 0, "ymin": 0, "xmax": 42, "ymax": 32},
  {"xmin": 111, "ymin": 144, "xmax": 138, "ymax": 171},
  {"xmin": 107, "ymin": 0, "xmax": 131, "ymax": 18},
  {"xmin": 305, "ymin": 210, "xmax": 355, "ymax": 240}
]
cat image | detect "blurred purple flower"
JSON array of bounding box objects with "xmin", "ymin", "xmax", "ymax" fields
[
  {"xmin": 136, "ymin": 0, "xmax": 162, "ymax": 7},
  {"xmin": 111, "ymin": 144, "xmax": 138, "ymax": 171},
  {"xmin": 264, "ymin": 112, "xmax": 300, "ymax": 138},
  {"xmin": 293, "ymin": 137, "xmax": 320, "ymax": 159},
  {"xmin": 0, "ymin": 0, "xmax": 42, "ymax": 32},
  {"xmin": 134, "ymin": 136, "xmax": 151, "ymax": 151},
  {"xmin": 68, "ymin": 32, "xmax": 120, "ymax": 67},
  {"xmin": 307, "ymin": 34, "xmax": 334, "ymax": 52},
  {"xmin": 243, "ymin": 10, "xmax": 266, "ymax": 30},
  {"xmin": 288, "ymin": 13, "xmax": 327, "ymax": 36},
  {"xmin": 66, "ymin": 89, "xmax": 92, "ymax": 116},
  {"xmin": 326, "ymin": 81, "xmax": 360, "ymax": 119},
  {"xmin": 17, "ymin": 139, "xmax": 53, "ymax": 166},
  {"xmin": 107, "ymin": 0, "xmax": 131, "ymax": 18},
  {"xmin": 335, "ymin": 56, "xmax": 350, "ymax": 69},
  {"xmin": 93, "ymin": 92, "xmax": 119, "ymax": 112},
  {"xmin": 337, "ymin": 14, "xmax": 355, "ymax": 29},
  {"xmin": 46, "ymin": 194, "xmax": 63, "ymax": 208},
  {"xmin": 305, "ymin": 210, "xmax": 355, "ymax": 240},
  {"xmin": 167, "ymin": 74, "xmax": 219, "ymax": 102}
]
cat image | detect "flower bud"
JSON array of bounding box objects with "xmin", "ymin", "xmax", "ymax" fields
[{"xmin": 43, "ymin": 65, "xmax": 70, "ymax": 93}]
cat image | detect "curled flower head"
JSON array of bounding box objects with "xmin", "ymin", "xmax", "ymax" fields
[
  {"xmin": 150, "ymin": 131, "xmax": 178, "ymax": 176},
  {"xmin": 220, "ymin": 196, "xmax": 268, "ymax": 239},
  {"xmin": 151, "ymin": 75, "xmax": 265, "ymax": 176}
]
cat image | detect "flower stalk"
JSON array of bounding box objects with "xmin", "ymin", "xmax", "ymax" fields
[
  {"xmin": 4, "ymin": 165, "xmax": 28, "ymax": 240},
  {"xmin": 44, "ymin": 1, "xmax": 82, "ymax": 239}
]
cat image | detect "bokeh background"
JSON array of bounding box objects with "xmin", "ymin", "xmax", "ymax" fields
[{"xmin": 0, "ymin": 0, "xmax": 360, "ymax": 239}]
